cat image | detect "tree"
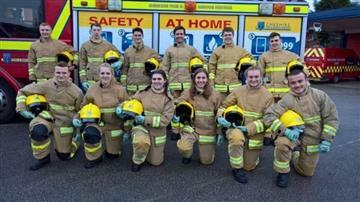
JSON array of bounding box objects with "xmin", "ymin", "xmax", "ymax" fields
[{"xmin": 315, "ymin": 0, "xmax": 353, "ymax": 11}]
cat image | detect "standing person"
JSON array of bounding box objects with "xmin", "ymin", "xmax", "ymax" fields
[
  {"xmin": 258, "ymin": 32, "xmax": 300, "ymax": 145},
  {"xmin": 16, "ymin": 62, "xmax": 83, "ymax": 170},
  {"xmin": 216, "ymin": 63, "xmax": 273, "ymax": 184},
  {"xmin": 161, "ymin": 25, "xmax": 206, "ymax": 98},
  {"xmin": 79, "ymin": 23, "xmax": 122, "ymax": 92},
  {"xmin": 263, "ymin": 62, "xmax": 339, "ymax": 188},
  {"xmin": 28, "ymin": 22, "xmax": 77, "ymax": 83},
  {"xmin": 72, "ymin": 63, "xmax": 129, "ymax": 168},
  {"xmin": 175, "ymin": 68, "xmax": 222, "ymax": 165},
  {"xmin": 121, "ymin": 27, "xmax": 160, "ymax": 95},
  {"xmin": 129, "ymin": 70, "xmax": 174, "ymax": 172},
  {"xmin": 208, "ymin": 27, "xmax": 251, "ymax": 100}
]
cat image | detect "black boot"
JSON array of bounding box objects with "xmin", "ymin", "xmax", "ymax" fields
[
  {"xmin": 105, "ymin": 151, "xmax": 119, "ymax": 160},
  {"xmin": 182, "ymin": 157, "xmax": 191, "ymax": 164},
  {"xmin": 29, "ymin": 155, "xmax": 51, "ymax": 171},
  {"xmin": 84, "ymin": 157, "xmax": 103, "ymax": 169},
  {"xmin": 232, "ymin": 168, "xmax": 248, "ymax": 184},
  {"xmin": 55, "ymin": 150, "xmax": 71, "ymax": 161},
  {"xmin": 276, "ymin": 173, "xmax": 290, "ymax": 188},
  {"xmin": 131, "ymin": 162, "xmax": 142, "ymax": 172},
  {"xmin": 263, "ymin": 137, "xmax": 273, "ymax": 146},
  {"xmin": 170, "ymin": 133, "xmax": 180, "ymax": 141}
]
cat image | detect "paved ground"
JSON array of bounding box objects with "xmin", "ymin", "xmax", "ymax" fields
[{"xmin": 1, "ymin": 81, "xmax": 359, "ymax": 202}]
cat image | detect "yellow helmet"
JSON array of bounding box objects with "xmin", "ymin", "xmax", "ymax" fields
[
  {"xmin": 285, "ymin": 60, "xmax": 310, "ymax": 77},
  {"xmin": 79, "ymin": 103, "xmax": 101, "ymax": 124},
  {"xmin": 279, "ymin": 110, "xmax": 305, "ymax": 128},
  {"xmin": 57, "ymin": 51, "xmax": 74, "ymax": 64},
  {"xmin": 144, "ymin": 57, "xmax": 160, "ymax": 76},
  {"xmin": 175, "ymin": 101, "xmax": 194, "ymax": 124},
  {"xmin": 223, "ymin": 105, "xmax": 244, "ymax": 126},
  {"xmin": 189, "ymin": 57, "xmax": 204, "ymax": 73},
  {"xmin": 104, "ymin": 50, "xmax": 120, "ymax": 64},
  {"xmin": 235, "ymin": 56, "xmax": 256, "ymax": 71},
  {"xmin": 25, "ymin": 94, "xmax": 48, "ymax": 115},
  {"xmin": 122, "ymin": 99, "xmax": 144, "ymax": 117}
]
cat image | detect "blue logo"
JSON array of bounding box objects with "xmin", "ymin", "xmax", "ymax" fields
[
  {"xmin": 257, "ymin": 21, "xmax": 265, "ymax": 31},
  {"xmin": 101, "ymin": 31, "xmax": 113, "ymax": 43},
  {"xmin": 184, "ymin": 34, "xmax": 193, "ymax": 46},
  {"xmin": 121, "ymin": 32, "xmax": 133, "ymax": 52},
  {"xmin": 3, "ymin": 53, "xmax": 11, "ymax": 64},
  {"xmin": 203, "ymin": 35, "xmax": 223, "ymax": 54},
  {"xmin": 250, "ymin": 35, "xmax": 299, "ymax": 58}
]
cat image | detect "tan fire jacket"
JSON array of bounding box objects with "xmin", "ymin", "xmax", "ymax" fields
[
  {"xmin": 79, "ymin": 39, "xmax": 121, "ymax": 83},
  {"xmin": 208, "ymin": 43, "xmax": 250, "ymax": 93},
  {"xmin": 121, "ymin": 42, "xmax": 159, "ymax": 92},
  {"xmin": 161, "ymin": 43, "xmax": 205, "ymax": 91},
  {"xmin": 217, "ymin": 85, "xmax": 273, "ymax": 137},
  {"xmin": 258, "ymin": 49, "xmax": 299, "ymax": 98},
  {"xmin": 16, "ymin": 78, "xmax": 83, "ymax": 126},
  {"xmin": 177, "ymin": 88, "xmax": 222, "ymax": 135},
  {"xmin": 28, "ymin": 38, "xmax": 77, "ymax": 81},
  {"xmin": 80, "ymin": 79, "xmax": 129, "ymax": 126},
  {"xmin": 263, "ymin": 86, "xmax": 339, "ymax": 144},
  {"xmin": 132, "ymin": 88, "xmax": 175, "ymax": 137}
]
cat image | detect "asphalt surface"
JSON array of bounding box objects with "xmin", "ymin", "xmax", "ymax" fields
[{"xmin": 1, "ymin": 81, "xmax": 359, "ymax": 202}]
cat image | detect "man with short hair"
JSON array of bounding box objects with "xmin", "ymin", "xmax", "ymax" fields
[
  {"xmin": 263, "ymin": 66, "xmax": 339, "ymax": 188},
  {"xmin": 79, "ymin": 23, "xmax": 122, "ymax": 92},
  {"xmin": 121, "ymin": 27, "xmax": 159, "ymax": 95},
  {"xmin": 209, "ymin": 27, "xmax": 251, "ymax": 100},
  {"xmin": 16, "ymin": 62, "xmax": 83, "ymax": 170},
  {"xmin": 28, "ymin": 22, "xmax": 77, "ymax": 83}
]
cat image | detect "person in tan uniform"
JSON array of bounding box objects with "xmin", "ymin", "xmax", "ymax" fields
[
  {"xmin": 16, "ymin": 62, "xmax": 83, "ymax": 170},
  {"xmin": 161, "ymin": 25, "xmax": 206, "ymax": 98},
  {"xmin": 73, "ymin": 63, "xmax": 129, "ymax": 168},
  {"xmin": 216, "ymin": 64, "xmax": 273, "ymax": 184},
  {"xmin": 128, "ymin": 70, "xmax": 174, "ymax": 172},
  {"xmin": 258, "ymin": 32, "xmax": 300, "ymax": 146},
  {"xmin": 208, "ymin": 27, "xmax": 251, "ymax": 100},
  {"xmin": 79, "ymin": 23, "xmax": 122, "ymax": 92},
  {"xmin": 121, "ymin": 27, "xmax": 160, "ymax": 95},
  {"xmin": 263, "ymin": 65, "xmax": 339, "ymax": 188},
  {"xmin": 28, "ymin": 22, "xmax": 77, "ymax": 83},
  {"xmin": 175, "ymin": 68, "xmax": 222, "ymax": 165}
]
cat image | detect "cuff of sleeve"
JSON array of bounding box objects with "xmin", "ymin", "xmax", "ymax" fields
[{"xmin": 321, "ymin": 134, "xmax": 334, "ymax": 142}]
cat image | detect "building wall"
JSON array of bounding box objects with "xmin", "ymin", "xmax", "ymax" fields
[{"xmin": 346, "ymin": 34, "xmax": 360, "ymax": 57}]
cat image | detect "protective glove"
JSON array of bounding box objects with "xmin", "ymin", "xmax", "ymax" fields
[
  {"xmin": 72, "ymin": 118, "xmax": 82, "ymax": 128},
  {"xmin": 135, "ymin": 115, "xmax": 145, "ymax": 125},
  {"xmin": 234, "ymin": 123, "xmax": 248, "ymax": 133},
  {"xmin": 319, "ymin": 140, "xmax": 331, "ymax": 153},
  {"xmin": 123, "ymin": 132, "xmax": 131, "ymax": 143},
  {"xmin": 292, "ymin": 126, "xmax": 304, "ymax": 133},
  {"xmin": 284, "ymin": 128, "xmax": 300, "ymax": 141},
  {"xmin": 20, "ymin": 110, "xmax": 35, "ymax": 119},
  {"xmin": 82, "ymin": 81, "xmax": 90, "ymax": 92},
  {"xmin": 115, "ymin": 106, "xmax": 124, "ymax": 118},
  {"xmin": 111, "ymin": 61, "xmax": 122, "ymax": 71},
  {"xmin": 217, "ymin": 117, "xmax": 231, "ymax": 128},
  {"xmin": 172, "ymin": 115, "xmax": 180, "ymax": 123},
  {"xmin": 216, "ymin": 134, "xmax": 225, "ymax": 146}
]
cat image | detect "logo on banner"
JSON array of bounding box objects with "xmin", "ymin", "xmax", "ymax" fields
[
  {"xmin": 203, "ymin": 34, "xmax": 223, "ymax": 54},
  {"xmin": 118, "ymin": 29, "xmax": 133, "ymax": 52},
  {"xmin": 101, "ymin": 31, "xmax": 113, "ymax": 43},
  {"xmin": 256, "ymin": 21, "xmax": 265, "ymax": 31},
  {"xmin": 256, "ymin": 21, "xmax": 291, "ymax": 31}
]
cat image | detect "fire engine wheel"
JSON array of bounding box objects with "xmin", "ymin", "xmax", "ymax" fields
[
  {"xmin": 0, "ymin": 80, "xmax": 16, "ymax": 123},
  {"xmin": 332, "ymin": 75, "xmax": 340, "ymax": 83}
]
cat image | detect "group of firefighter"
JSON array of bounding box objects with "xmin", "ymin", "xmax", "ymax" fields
[{"xmin": 15, "ymin": 22, "xmax": 339, "ymax": 188}]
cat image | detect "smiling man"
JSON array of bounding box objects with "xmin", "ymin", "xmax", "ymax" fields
[{"xmin": 263, "ymin": 62, "xmax": 339, "ymax": 188}]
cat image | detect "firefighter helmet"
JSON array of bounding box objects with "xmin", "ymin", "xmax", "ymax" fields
[
  {"xmin": 144, "ymin": 57, "xmax": 160, "ymax": 76},
  {"xmin": 104, "ymin": 50, "xmax": 120, "ymax": 64},
  {"xmin": 235, "ymin": 56, "xmax": 256, "ymax": 71},
  {"xmin": 25, "ymin": 94, "xmax": 48, "ymax": 116},
  {"xmin": 189, "ymin": 57, "xmax": 204, "ymax": 73},
  {"xmin": 175, "ymin": 101, "xmax": 194, "ymax": 124},
  {"xmin": 223, "ymin": 105, "xmax": 244, "ymax": 126},
  {"xmin": 79, "ymin": 103, "xmax": 101, "ymax": 124},
  {"xmin": 285, "ymin": 60, "xmax": 309, "ymax": 77},
  {"xmin": 279, "ymin": 110, "xmax": 305, "ymax": 128},
  {"xmin": 122, "ymin": 99, "xmax": 144, "ymax": 117},
  {"xmin": 57, "ymin": 51, "xmax": 74, "ymax": 64}
]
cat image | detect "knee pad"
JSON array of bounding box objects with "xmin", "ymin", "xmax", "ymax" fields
[
  {"xmin": 83, "ymin": 126, "xmax": 101, "ymax": 144},
  {"xmin": 30, "ymin": 124, "xmax": 50, "ymax": 142},
  {"xmin": 55, "ymin": 150, "xmax": 71, "ymax": 161}
]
